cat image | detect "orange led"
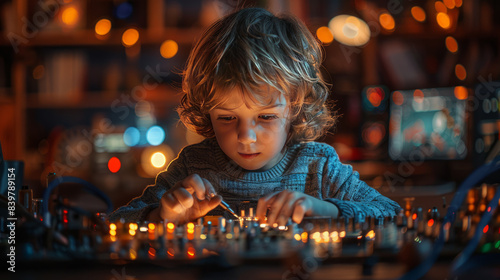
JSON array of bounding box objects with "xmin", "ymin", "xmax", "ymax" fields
[
  {"xmin": 455, "ymin": 64, "xmax": 467, "ymax": 80},
  {"xmin": 411, "ymin": 6, "xmax": 426, "ymax": 22},
  {"xmin": 95, "ymin": 19, "xmax": 112, "ymax": 36},
  {"xmin": 445, "ymin": 36, "xmax": 458, "ymax": 53},
  {"xmin": 61, "ymin": 6, "xmax": 79, "ymax": 26},
  {"xmin": 122, "ymin": 28, "xmax": 139, "ymax": 47},
  {"xmin": 443, "ymin": 0, "xmax": 455, "ymax": 9},
  {"xmin": 108, "ymin": 157, "xmax": 121, "ymax": 173},
  {"xmin": 435, "ymin": 1, "xmax": 447, "ymax": 13},
  {"xmin": 436, "ymin": 13, "xmax": 451, "ymax": 29},
  {"xmin": 379, "ymin": 12, "xmax": 395, "ymax": 31},
  {"xmin": 427, "ymin": 219, "xmax": 434, "ymax": 227},
  {"xmin": 316, "ymin": 26, "xmax": 334, "ymax": 44},
  {"xmin": 454, "ymin": 86, "xmax": 468, "ymax": 100},
  {"xmin": 412, "ymin": 213, "xmax": 417, "ymax": 220},
  {"xmin": 413, "ymin": 89, "xmax": 424, "ymax": 103},
  {"xmin": 160, "ymin": 40, "xmax": 178, "ymax": 59}
]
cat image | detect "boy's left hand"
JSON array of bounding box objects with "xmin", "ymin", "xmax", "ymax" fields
[{"xmin": 256, "ymin": 190, "xmax": 338, "ymax": 226}]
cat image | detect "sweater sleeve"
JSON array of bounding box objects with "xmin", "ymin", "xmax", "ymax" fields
[
  {"xmin": 108, "ymin": 152, "xmax": 189, "ymax": 222},
  {"xmin": 322, "ymin": 148, "xmax": 401, "ymax": 218}
]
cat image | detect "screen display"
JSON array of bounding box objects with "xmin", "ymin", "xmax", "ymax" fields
[{"xmin": 389, "ymin": 87, "xmax": 468, "ymax": 160}]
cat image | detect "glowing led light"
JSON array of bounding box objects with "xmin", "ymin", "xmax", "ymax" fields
[
  {"xmin": 33, "ymin": 65, "xmax": 45, "ymax": 80},
  {"xmin": 129, "ymin": 229, "xmax": 136, "ymax": 236},
  {"xmin": 339, "ymin": 231, "xmax": 346, "ymax": 238},
  {"xmin": 379, "ymin": 12, "xmax": 395, "ymax": 31},
  {"xmin": 123, "ymin": 127, "xmax": 140, "ymax": 147},
  {"xmin": 129, "ymin": 249, "xmax": 137, "ymax": 260},
  {"xmin": 316, "ymin": 26, "xmax": 334, "ymax": 44},
  {"xmin": 148, "ymin": 248, "xmax": 156, "ymax": 258},
  {"xmin": 226, "ymin": 233, "xmax": 233, "ymax": 239},
  {"xmin": 187, "ymin": 247, "xmax": 195, "ymax": 258},
  {"xmin": 200, "ymin": 234, "xmax": 207, "ymax": 240},
  {"xmin": 301, "ymin": 232, "xmax": 308, "ymax": 243},
  {"xmin": 109, "ymin": 223, "xmax": 117, "ymax": 231},
  {"xmin": 427, "ymin": 219, "xmax": 434, "ymax": 227},
  {"xmin": 455, "ymin": 0, "xmax": 463, "ymax": 8},
  {"xmin": 108, "ymin": 157, "xmax": 121, "ymax": 173},
  {"xmin": 392, "ymin": 91, "xmax": 404, "ymax": 106},
  {"xmin": 146, "ymin": 126, "xmax": 165, "ymax": 146},
  {"xmin": 167, "ymin": 223, "xmax": 175, "ymax": 230},
  {"xmin": 455, "ymin": 64, "xmax": 467, "ymax": 80},
  {"xmin": 445, "ymin": 36, "xmax": 458, "ymax": 53},
  {"xmin": 160, "ymin": 40, "xmax": 179, "ymax": 59},
  {"xmin": 483, "ymin": 225, "xmax": 489, "ymax": 234},
  {"xmin": 443, "ymin": 0, "xmax": 455, "ymax": 9},
  {"xmin": 294, "ymin": 234, "xmax": 301, "ymax": 241},
  {"xmin": 122, "ymin": 28, "xmax": 139, "ymax": 47},
  {"xmin": 436, "ymin": 13, "xmax": 451, "ymax": 29},
  {"xmin": 95, "ymin": 19, "xmax": 111, "ymax": 36},
  {"xmin": 187, "ymin": 223, "xmax": 195, "ymax": 230},
  {"xmin": 435, "ymin": 1, "xmax": 447, "ymax": 13},
  {"xmin": 329, "ymin": 15, "xmax": 370, "ymax": 47},
  {"xmin": 109, "ymin": 229, "xmax": 116, "ymax": 236},
  {"xmin": 61, "ymin": 6, "xmax": 79, "ymax": 26},
  {"xmin": 366, "ymin": 230, "xmax": 375, "ymax": 239},
  {"xmin": 454, "ymin": 86, "xmax": 468, "ymax": 100},
  {"xmin": 129, "ymin": 223, "xmax": 138, "ymax": 230},
  {"xmin": 148, "ymin": 223, "xmax": 155, "ymax": 231},
  {"xmin": 411, "ymin": 6, "xmax": 426, "ymax": 22},
  {"xmin": 151, "ymin": 152, "xmax": 167, "ymax": 168}
]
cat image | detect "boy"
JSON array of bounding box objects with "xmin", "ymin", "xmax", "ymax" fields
[{"xmin": 109, "ymin": 7, "xmax": 401, "ymax": 225}]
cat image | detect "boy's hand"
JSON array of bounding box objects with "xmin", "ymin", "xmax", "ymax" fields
[
  {"xmin": 148, "ymin": 174, "xmax": 222, "ymax": 224},
  {"xmin": 256, "ymin": 190, "xmax": 338, "ymax": 226}
]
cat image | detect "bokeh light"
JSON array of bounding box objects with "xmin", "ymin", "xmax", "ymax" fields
[
  {"xmin": 146, "ymin": 126, "xmax": 166, "ymax": 146},
  {"xmin": 316, "ymin": 26, "xmax": 334, "ymax": 44},
  {"xmin": 122, "ymin": 28, "xmax": 139, "ymax": 47},
  {"xmin": 454, "ymin": 86, "xmax": 468, "ymax": 100},
  {"xmin": 95, "ymin": 19, "xmax": 112, "ymax": 36},
  {"xmin": 445, "ymin": 36, "xmax": 458, "ymax": 53},
  {"xmin": 434, "ymin": 1, "xmax": 447, "ymax": 13},
  {"xmin": 436, "ymin": 12, "xmax": 451, "ymax": 29},
  {"xmin": 455, "ymin": 64, "xmax": 467, "ymax": 80},
  {"xmin": 392, "ymin": 91, "xmax": 404, "ymax": 106},
  {"xmin": 379, "ymin": 12, "xmax": 395, "ymax": 31},
  {"xmin": 443, "ymin": 0, "xmax": 455, "ymax": 9},
  {"xmin": 151, "ymin": 152, "xmax": 167, "ymax": 168},
  {"xmin": 123, "ymin": 127, "xmax": 140, "ymax": 147},
  {"xmin": 108, "ymin": 157, "xmax": 121, "ymax": 173},
  {"xmin": 160, "ymin": 40, "xmax": 179, "ymax": 59},
  {"xmin": 413, "ymin": 89, "xmax": 424, "ymax": 103},
  {"xmin": 329, "ymin": 15, "xmax": 370, "ymax": 47},
  {"xmin": 61, "ymin": 6, "xmax": 79, "ymax": 26},
  {"xmin": 411, "ymin": 6, "xmax": 426, "ymax": 22}
]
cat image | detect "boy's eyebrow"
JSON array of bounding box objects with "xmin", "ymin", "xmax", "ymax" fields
[{"xmin": 215, "ymin": 104, "xmax": 286, "ymax": 111}]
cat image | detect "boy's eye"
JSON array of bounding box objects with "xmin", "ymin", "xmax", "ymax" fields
[
  {"xmin": 259, "ymin": 114, "xmax": 278, "ymax": 121},
  {"xmin": 217, "ymin": 116, "xmax": 236, "ymax": 121}
]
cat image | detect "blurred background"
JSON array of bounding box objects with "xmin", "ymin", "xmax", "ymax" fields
[{"xmin": 0, "ymin": 0, "xmax": 499, "ymax": 211}]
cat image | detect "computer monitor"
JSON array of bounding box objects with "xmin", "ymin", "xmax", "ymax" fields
[{"xmin": 389, "ymin": 87, "xmax": 469, "ymax": 160}]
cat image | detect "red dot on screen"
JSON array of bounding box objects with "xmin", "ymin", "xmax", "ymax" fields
[{"xmin": 108, "ymin": 157, "xmax": 121, "ymax": 173}]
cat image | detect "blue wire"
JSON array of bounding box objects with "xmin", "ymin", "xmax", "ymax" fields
[
  {"xmin": 397, "ymin": 157, "xmax": 500, "ymax": 280},
  {"xmin": 42, "ymin": 176, "xmax": 113, "ymax": 216}
]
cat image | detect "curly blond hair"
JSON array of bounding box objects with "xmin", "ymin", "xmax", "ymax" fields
[{"xmin": 177, "ymin": 7, "xmax": 336, "ymax": 144}]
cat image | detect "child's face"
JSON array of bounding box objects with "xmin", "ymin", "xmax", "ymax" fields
[{"xmin": 209, "ymin": 87, "xmax": 290, "ymax": 171}]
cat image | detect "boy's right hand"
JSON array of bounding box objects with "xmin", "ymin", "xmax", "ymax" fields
[{"xmin": 148, "ymin": 174, "xmax": 222, "ymax": 224}]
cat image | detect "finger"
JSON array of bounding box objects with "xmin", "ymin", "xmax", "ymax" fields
[
  {"xmin": 201, "ymin": 178, "xmax": 216, "ymax": 199},
  {"xmin": 256, "ymin": 192, "xmax": 279, "ymax": 222},
  {"xmin": 195, "ymin": 195, "xmax": 222, "ymax": 217},
  {"xmin": 291, "ymin": 199, "xmax": 309, "ymax": 224},
  {"xmin": 172, "ymin": 187, "xmax": 194, "ymax": 212},
  {"xmin": 181, "ymin": 174, "xmax": 207, "ymax": 200},
  {"xmin": 267, "ymin": 191, "xmax": 291, "ymax": 226},
  {"xmin": 276, "ymin": 193, "xmax": 303, "ymax": 226}
]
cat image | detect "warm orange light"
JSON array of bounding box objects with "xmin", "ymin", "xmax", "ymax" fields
[
  {"xmin": 435, "ymin": 1, "xmax": 447, "ymax": 13},
  {"xmin": 368, "ymin": 90, "xmax": 382, "ymax": 107},
  {"xmin": 427, "ymin": 219, "xmax": 434, "ymax": 227},
  {"xmin": 122, "ymin": 28, "xmax": 139, "ymax": 47},
  {"xmin": 95, "ymin": 19, "xmax": 112, "ymax": 36},
  {"xmin": 412, "ymin": 213, "xmax": 417, "ymax": 220},
  {"xmin": 445, "ymin": 36, "xmax": 458, "ymax": 53},
  {"xmin": 393, "ymin": 91, "xmax": 404, "ymax": 106},
  {"xmin": 316, "ymin": 26, "xmax": 334, "ymax": 44},
  {"xmin": 455, "ymin": 0, "xmax": 463, "ymax": 8},
  {"xmin": 454, "ymin": 86, "xmax": 468, "ymax": 100},
  {"xmin": 294, "ymin": 234, "xmax": 301, "ymax": 241},
  {"xmin": 379, "ymin": 12, "xmax": 395, "ymax": 31},
  {"xmin": 109, "ymin": 223, "xmax": 117, "ymax": 231},
  {"xmin": 148, "ymin": 247, "xmax": 156, "ymax": 258},
  {"xmin": 151, "ymin": 152, "xmax": 166, "ymax": 168},
  {"xmin": 61, "ymin": 6, "xmax": 79, "ymax": 26},
  {"xmin": 167, "ymin": 223, "xmax": 175, "ymax": 230},
  {"xmin": 301, "ymin": 232, "xmax": 308, "ymax": 243},
  {"xmin": 187, "ymin": 246, "xmax": 195, "ymax": 258},
  {"xmin": 160, "ymin": 40, "xmax": 178, "ymax": 59},
  {"xmin": 411, "ymin": 6, "xmax": 426, "ymax": 22},
  {"xmin": 413, "ymin": 89, "xmax": 424, "ymax": 103},
  {"xmin": 455, "ymin": 64, "xmax": 467, "ymax": 80},
  {"xmin": 148, "ymin": 223, "xmax": 155, "ymax": 231},
  {"xmin": 443, "ymin": 0, "xmax": 455, "ymax": 9},
  {"xmin": 436, "ymin": 12, "xmax": 451, "ymax": 29}
]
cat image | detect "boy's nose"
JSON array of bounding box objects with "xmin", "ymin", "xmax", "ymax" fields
[{"xmin": 238, "ymin": 122, "xmax": 257, "ymax": 144}]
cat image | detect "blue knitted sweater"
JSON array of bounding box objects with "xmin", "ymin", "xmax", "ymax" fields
[{"xmin": 109, "ymin": 138, "xmax": 401, "ymax": 222}]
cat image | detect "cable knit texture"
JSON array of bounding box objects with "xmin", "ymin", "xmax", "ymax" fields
[{"xmin": 109, "ymin": 138, "xmax": 401, "ymax": 222}]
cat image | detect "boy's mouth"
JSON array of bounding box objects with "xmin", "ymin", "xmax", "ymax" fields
[{"xmin": 238, "ymin": 153, "xmax": 260, "ymax": 159}]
